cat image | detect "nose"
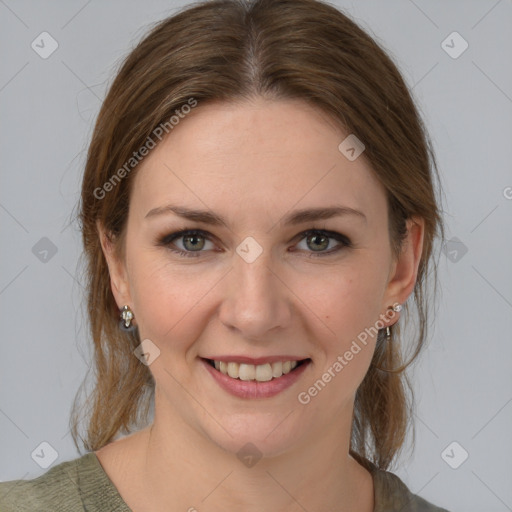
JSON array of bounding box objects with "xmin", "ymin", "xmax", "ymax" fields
[{"xmin": 218, "ymin": 247, "xmax": 292, "ymax": 341}]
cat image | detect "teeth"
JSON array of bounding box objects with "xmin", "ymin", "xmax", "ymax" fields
[
  {"xmin": 271, "ymin": 361, "xmax": 282, "ymax": 377},
  {"xmin": 212, "ymin": 359, "xmax": 300, "ymax": 381},
  {"xmin": 255, "ymin": 363, "xmax": 273, "ymax": 382},
  {"xmin": 239, "ymin": 363, "xmax": 255, "ymax": 381},
  {"xmin": 227, "ymin": 362, "xmax": 239, "ymax": 379}
]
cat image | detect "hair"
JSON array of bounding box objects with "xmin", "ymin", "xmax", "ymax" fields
[{"xmin": 71, "ymin": 0, "xmax": 446, "ymax": 471}]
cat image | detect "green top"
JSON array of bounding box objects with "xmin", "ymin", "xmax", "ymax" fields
[{"xmin": 0, "ymin": 452, "xmax": 450, "ymax": 511}]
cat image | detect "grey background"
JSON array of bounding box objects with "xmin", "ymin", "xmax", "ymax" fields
[{"xmin": 1, "ymin": 1, "xmax": 511, "ymax": 511}]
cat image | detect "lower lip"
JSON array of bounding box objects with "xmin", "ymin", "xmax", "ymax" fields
[{"xmin": 201, "ymin": 358, "xmax": 310, "ymax": 399}]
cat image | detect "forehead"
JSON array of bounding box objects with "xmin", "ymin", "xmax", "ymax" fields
[{"xmin": 130, "ymin": 99, "xmax": 387, "ymax": 227}]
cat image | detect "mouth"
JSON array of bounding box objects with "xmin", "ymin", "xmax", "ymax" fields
[{"xmin": 202, "ymin": 357, "xmax": 311, "ymax": 382}]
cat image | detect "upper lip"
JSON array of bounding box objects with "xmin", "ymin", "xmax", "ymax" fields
[{"xmin": 203, "ymin": 355, "xmax": 309, "ymax": 365}]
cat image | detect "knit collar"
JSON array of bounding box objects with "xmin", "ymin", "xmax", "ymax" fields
[{"xmin": 78, "ymin": 451, "xmax": 421, "ymax": 512}]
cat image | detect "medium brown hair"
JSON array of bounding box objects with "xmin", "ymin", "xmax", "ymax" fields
[{"xmin": 71, "ymin": 0, "xmax": 446, "ymax": 471}]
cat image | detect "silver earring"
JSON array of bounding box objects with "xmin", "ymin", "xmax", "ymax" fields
[
  {"xmin": 385, "ymin": 302, "xmax": 402, "ymax": 340},
  {"xmin": 120, "ymin": 305, "xmax": 136, "ymax": 332}
]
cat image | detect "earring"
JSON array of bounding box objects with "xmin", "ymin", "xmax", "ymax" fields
[
  {"xmin": 120, "ymin": 305, "xmax": 136, "ymax": 332},
  {"xmin": 385, "ymin": 302, "xmax": 402, "ymax": 340}
]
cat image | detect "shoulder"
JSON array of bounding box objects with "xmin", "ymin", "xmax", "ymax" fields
[
  {"xmin": 0, "ymin": 454, "xmax": 84, "ymax": 511},
  {"xmin": 372, "ymin": 466, "xmax": 451, "ymax": 512},
  {"xmin": 0, "ymin": 452, "xmax": 131, "ymax": 512}
]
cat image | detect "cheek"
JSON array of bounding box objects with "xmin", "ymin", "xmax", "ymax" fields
[
  {"xmin": 128, "ymin": 251, "xmax": 208, "ymax": 346},
  {"xmin": 303, "ymin": 271, "xmax": 382, "ymax": 408},
  {"xmin": 317, "ymin": 265, "xmax": 385, "ymax": 346}
]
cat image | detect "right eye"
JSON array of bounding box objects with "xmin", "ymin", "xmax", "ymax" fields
[{"xmin": 158, "ymin": 229, "xmax": 216, "ymax": 257}]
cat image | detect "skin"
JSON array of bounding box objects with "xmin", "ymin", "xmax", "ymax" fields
[{"xmin": 96, "ymin": 97, "xmax": 424, "ymax": 512}]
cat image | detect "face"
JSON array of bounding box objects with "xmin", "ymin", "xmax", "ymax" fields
[{"xmin": 100, "ymin": 98, "xmax": 423, "ymax": 457}]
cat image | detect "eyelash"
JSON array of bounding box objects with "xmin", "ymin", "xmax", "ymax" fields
[{"xmin": 157, "ymin": 227, "xmax": 352, "ymax": 259}]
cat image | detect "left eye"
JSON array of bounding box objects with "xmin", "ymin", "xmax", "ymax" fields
[
  {"xmin": 158, "ymin": 228, "xmax": 351, "ymax": 258},
  {"xmin": 293, "ymin": 230, "xmax": 350, "ymax": 256}
]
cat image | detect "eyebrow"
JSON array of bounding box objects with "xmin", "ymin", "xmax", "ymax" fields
[{"xmin": 144, "ymin": 204, "xmax": 367, "ymax": 226}]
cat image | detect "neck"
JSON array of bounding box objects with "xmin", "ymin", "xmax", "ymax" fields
[{"xmin": 134, "ymin": 391, "xmax": 374, "ymax": 512}]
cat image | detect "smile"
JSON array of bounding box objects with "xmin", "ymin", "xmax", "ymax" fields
[
  {"xmin": 208, "ymin": 359, "xmax": 308, "ymax": 381},
  {"xmin": 201, "ymin": 357, "xmax": 311, "ymax": 399}
]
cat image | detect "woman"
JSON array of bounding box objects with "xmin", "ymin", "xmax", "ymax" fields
[{"xmin": 0, "ymin": 0, "xmax": 450, "ymax": 510}]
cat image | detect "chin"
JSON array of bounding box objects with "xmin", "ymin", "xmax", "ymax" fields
[{"xmin": 201, "ymin": 411, "xmax": 306, "ymax": 462}]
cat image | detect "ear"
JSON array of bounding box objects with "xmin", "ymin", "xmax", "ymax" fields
[
  {"xmin": 382, "ymin": 216, "xmax": 424, "ymax": 316},
  {"xmin": 96, "ymin": 219, "xmax": 132, "ymax": 310}
]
